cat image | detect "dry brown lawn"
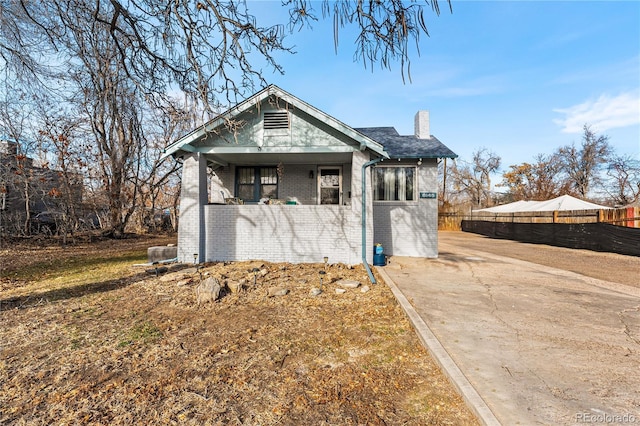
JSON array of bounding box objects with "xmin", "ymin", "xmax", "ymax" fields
[{"xmin": 0, "ymin": 236, "xmax": 478, "ymax": 425}]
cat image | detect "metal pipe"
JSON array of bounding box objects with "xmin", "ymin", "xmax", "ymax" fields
[{"xmin": 362, "ymin": 157, "xmax": 384, "ymax": 283}]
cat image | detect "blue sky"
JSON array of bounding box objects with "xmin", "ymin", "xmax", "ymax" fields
[{"xmin": 247, "ymin": 0, "xmax": 640, "ymax": 172}]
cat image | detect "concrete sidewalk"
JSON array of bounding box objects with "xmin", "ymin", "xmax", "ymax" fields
[{"xmin": 377, "ymin": 235, "xmax": 640, "ymax": 425}]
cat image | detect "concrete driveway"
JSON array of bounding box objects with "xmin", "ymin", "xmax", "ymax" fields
[{"xmin": 378, "ymin": 232, "xmax": 640, "ymax": 425}]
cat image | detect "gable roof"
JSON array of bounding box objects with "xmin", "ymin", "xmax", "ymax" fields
[
  {"xmin": 163, "ymin": 85, "xmax": 388, "ymax": 160},
  {"xmin": 355, "ymin": 127, "xmax": 457, "ymax": 159}
]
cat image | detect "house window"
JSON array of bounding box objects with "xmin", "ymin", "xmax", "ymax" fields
[
  {"xmin": 236, "ymin": 167, "xmax": 278, "ymax": 202},
  {"xmin": 318, "ymin": 167, "xmax": 342, "ymax": 205},
  {"xmin": 263, "ymin": 111, "xmax": 289, "ymax": 130},
  {"xmin": 373, "ymin": 167, "xmax": 416, "ymax": 201}
]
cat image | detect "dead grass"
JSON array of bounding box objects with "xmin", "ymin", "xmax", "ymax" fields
[{"xmin": 0, "ymin": 236, "xmax": 478, "ymax": 425}]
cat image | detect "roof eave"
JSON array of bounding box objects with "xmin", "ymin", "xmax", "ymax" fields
[{"xmin": 387, "ymin": 153, "xmax": 458, "ymax": 160}]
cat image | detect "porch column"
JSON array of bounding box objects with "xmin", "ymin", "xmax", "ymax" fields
[{"xmin": 178, "ymin": 152, "xmax": 208, "ymax": 263}]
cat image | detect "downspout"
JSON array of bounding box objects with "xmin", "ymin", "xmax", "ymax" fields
[{"xmin": 362, "ymin": 157, "xmax": 384, "ymax": 284}]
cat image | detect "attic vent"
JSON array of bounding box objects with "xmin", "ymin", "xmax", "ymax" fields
[{"xmin": 263, "ymin": 111, "xmax": 289, "ymax": 130}]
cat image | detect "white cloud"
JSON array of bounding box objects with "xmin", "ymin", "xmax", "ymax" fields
[{"xmin": 553, "ymin": 92, "xmax": 640, "ymax": 133}]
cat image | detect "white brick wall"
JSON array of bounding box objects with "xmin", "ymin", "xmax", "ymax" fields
[
  {"xmin": 278, "ymin": 164, "xmax": 318, "ymax": 204},
  {"xmin": 177, "ymin": 153, "xmax": 208, "ymax": 263},
  {"xmin": 204, "ymin": 205, "xmax": 362, "ymax": 264},
  {"xmin": 372, "ymin": 159, "xmax": 438, "ymax": 258}
]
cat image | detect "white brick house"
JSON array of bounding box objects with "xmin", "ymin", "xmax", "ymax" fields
[{"xmin": 163, "ymin": 85, "xmax": 456, "ymax": 271}]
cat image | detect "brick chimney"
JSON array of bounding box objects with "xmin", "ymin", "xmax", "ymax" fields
[{"xmin": 414, "ymin": 110, "xmax": 431, "ymax": 139}]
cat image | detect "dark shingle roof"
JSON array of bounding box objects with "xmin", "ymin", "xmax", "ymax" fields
[{"xmin": 355, "ymin": 127, "xmax": 457, "ymax": 159}]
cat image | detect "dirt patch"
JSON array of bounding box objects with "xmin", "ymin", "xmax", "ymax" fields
[{"xmin": 0, "ymin": 237, "xmax": 478, "ymax": 425}]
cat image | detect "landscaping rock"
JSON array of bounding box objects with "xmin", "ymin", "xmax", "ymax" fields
[
  {"xmin": 160, "ymin": 272, "xmax": 182, "ymax": 282},
  {"xmin": 195, "ymin": 277, "xmax": 222, "ymax": 304},
  {"xmin": 337, "ymin": 279, "xmax": 361, "ymax": 289},
  {"xmin": 360, "ymin": 285, "xmax": 370, "ymax": 293},
  {"xmin": 267, "ymin": 287, "xmax": 289, "ymax": 297},
  {"xmin": 147, "ymin": 246, "xmax": 178, "ymax": 263},
  {"xmin": 228, "ymin": 279, "xmax": 247, "ymax": 293},
  {"xmin": 309, "ymin": 288, "xmax": 322, "ymax": 296},
  {"xmin": 335, "ymin": 288, "xmax": 347, "ymax": 295}
]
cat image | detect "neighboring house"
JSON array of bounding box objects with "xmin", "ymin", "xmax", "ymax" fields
[
  {"xmin": 163, "ymin": 85, "xmax": 457, "ymax": 268},
  {"xmin": 0, "ymin": 137, "xmax": 83, "ymax": 234}
]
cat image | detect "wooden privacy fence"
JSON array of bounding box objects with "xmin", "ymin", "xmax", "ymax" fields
[
  {"xmin": 471, "ymin": 207, "xmax": 640, "ymax": 227},
  {"xmin": 440, "ymin": 206, "xmax": 640, "ymax": 230},
  {"xmin": 438, "ymin": 211, "xmax": 470, "ymax": 231},
  {"xmin": 600, "ymin": 206, "xmax": 640, "ymax": 228}
]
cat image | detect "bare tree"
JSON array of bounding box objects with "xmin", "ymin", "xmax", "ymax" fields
[
  {"xmin": 556, "ymin": 125, "xmax": 612, "ymax": 199},
  {"xmin": 2, "ymin": 0, "xmax": 449, "ymax": 110},
  {"xmin": 288, "ymin": 0, "xmax": 450, "ymax": 82},
  {"xmin": 0, "ymin": 145, "xmax": 35, "ymax": 235},
  {"xmin": 1, "ymin": 0, "xmax": 449, "ymax": 237},
  {"xmin": 450, "ymin": 148, "xmax": 501, "ymax": 209},
  {"xmin": 85, "ymin": 88, "xmax": 143, "ymax": 238},
  {"xmin": 438, "ymin": 157, "xmax": 453, "ymax": 208},
  {"xmin": 605, "ymin": 154, "xmax": 640, "ymax": 206},
  {"xmin": 34, "ymin": 105, "xmax": 86, "ymax": 241},
  {"xmin": 131, "ymin": 101, "xmax": 186, "ymax": 233},
  {"xmin": 0, "ymin": 84, "xmax": 39, "ymax": 236},
  {"xmin": 499, "ymin": 153, "xmax": 571, "ymax": 201}
]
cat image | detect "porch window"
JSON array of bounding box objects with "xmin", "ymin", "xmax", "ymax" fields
[
  {"xmin": 373, "ymin": 166, "xmax": 415, "ymax": 201},
  {"xmin": 236, "ymin": 167, "xmax": 278, "ymax": 202},
  {"xmin": 318, "ymin": 167, "xmax": 342, "ymax": 205}
]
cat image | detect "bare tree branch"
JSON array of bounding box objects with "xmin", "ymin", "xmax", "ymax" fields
[{"xmin": 556, "ymin": 124, "xmax": 611, "ymax": 199}]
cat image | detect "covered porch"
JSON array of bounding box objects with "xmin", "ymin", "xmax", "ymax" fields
[
  {"xmin": 163, "ymin": 87, "xmax": 391, "ymax": 266},
  {"xmin": 177, "ymin": 148, "xmax": 379, "ymax": 265}
]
